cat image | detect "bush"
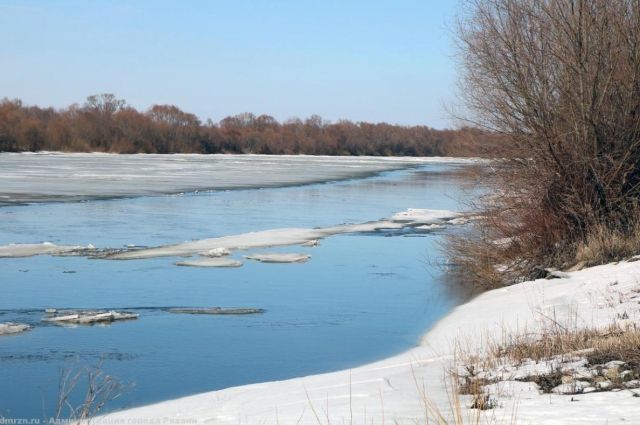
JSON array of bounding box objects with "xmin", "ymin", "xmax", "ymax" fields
[{"xmin": 453, "ymin": 0, "xmax": 640, "ymax": 287}]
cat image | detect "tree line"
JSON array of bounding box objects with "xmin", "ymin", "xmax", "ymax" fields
[{"xmin": 0, "ymin": 94, "xmax": 502, "ymax": 156}]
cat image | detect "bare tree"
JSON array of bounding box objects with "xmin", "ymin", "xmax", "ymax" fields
[
  {"xmin": 454, "ymin": 0, "xmax": 640, "ymax": 286},
  {"xmin": 84, "ymin": 94, "xmax": 126, "ymax": 115}
]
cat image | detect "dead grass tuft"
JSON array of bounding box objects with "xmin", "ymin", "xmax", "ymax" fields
[
  {"xmin": 496, "ymin": 323, "xmax": 640, "ymax": 368},
  {"xmin": 454, "ymin": 320, "xmax": 640, "ymax": 398}
]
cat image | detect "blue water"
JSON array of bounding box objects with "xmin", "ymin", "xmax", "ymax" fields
[{"xmin": 0, "ymin": 163, "xmax": 471, "ymax": 419}]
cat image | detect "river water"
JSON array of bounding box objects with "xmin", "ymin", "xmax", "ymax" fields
[{"xmin": 0, "ymin": 155, "xmax": 474, "ymax": 418}]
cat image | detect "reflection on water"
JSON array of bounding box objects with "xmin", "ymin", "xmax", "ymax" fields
[{"xmin": 0, "ymin": 163, "xmax": 473, "ymax": 418}]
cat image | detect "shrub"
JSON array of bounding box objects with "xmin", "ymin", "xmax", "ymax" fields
[{"xmin": 453, "ymin": 0, "xmax": 640, "ymax": 287}]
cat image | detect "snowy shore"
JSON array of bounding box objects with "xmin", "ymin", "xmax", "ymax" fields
[{"xmin": 96, "ymin": 258, "xmax": 640, "ymax": 424}]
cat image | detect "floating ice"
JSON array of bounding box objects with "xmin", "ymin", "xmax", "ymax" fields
[
  {"xmin": 109, "ymin": 228, "xmax": 329, "ymax": 260},
  {"xmin": 414, "ymin": 224, "xmax": 446, "ymax": 231},
  {"xmin": 42, "ymin": 310, "xmax": 138, "ymax": 325},
  {"xmin": 0, "ymin": 209, "xmax": 467, "ymax": 263},
  {"xmin": 245, "ymin": 253, "xmax": 311, "ymax": 263},
  {"xmin": 390, "ymin": 208, "xmax": 463, "ymax": 225},
  {"xmin": 167, "ymin": 307, "xmax": 264, "ymax": 315},
  {"xmin": 301, "ymin": 240, "xmax": 320, "ymax": 247},
  {"xmin": 447, "ymin": 217, "xmax": 470, "ymax": 225},
  {"xmin": 175, "ymin": 257, "xmax": 243, "ymax": 268},
  {"xmin": 0, "ymin": 242, "xmax": 86, "ymax": 258},
  {"xmin": 202, "ymin": 248, "xmax": 231, "ymax": 257},
  {"xmin": 0, "ymin": 322, "xmax": 30, "ymax": 335}
]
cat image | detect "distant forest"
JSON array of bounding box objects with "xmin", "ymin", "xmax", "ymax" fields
[{"xmin": 0, "ymin": 94, "xmax": 503, "ymax": 156}]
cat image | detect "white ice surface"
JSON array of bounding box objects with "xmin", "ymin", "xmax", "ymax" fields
[
  {"xmin": 202, "ymin": 248, "xmax": 232, "ymax": 257},
  {"xmin": 0, "ymin": 322, "xmax": 30, "ymax": 335},
  {"xmin": 0, "ymin": 209, "xmax": 462, "ymax": 260},
  {"xmin": 108, "ymin": 228, "xmax": 334, "ymax": 260},
  {"xmin": 0, "ymin": 242, "xmax": 85, "ymax": 258},
  {"xmin": 390, "ymin": 208, "xmax": 464, "ymax": 224},
  {"xmin": 0, "ymin": 153, "xmax": 479, "ymax": 203},
  {"xmin": 94, "ymin": 259, "xmax": 640, "ymax": 424},
  {"xmin": 175, "ymin": 257, "xmax": 243, "ymax": 268},
  {"xmin": 244, "ymin": 253, "xmax": 311, "ymax": 263},
  {"xmin": 105, "ymin": 209, "xmax": 461, "ymax": 260}
]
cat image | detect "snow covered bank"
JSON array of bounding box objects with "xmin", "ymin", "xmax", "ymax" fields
[
  {"xmin": 95, "ymin": 258, "xmax": 640, "ymax": 424},
  {"xmin": 0, "ymin": 153, "xmax": 480, "ymax": 204}
]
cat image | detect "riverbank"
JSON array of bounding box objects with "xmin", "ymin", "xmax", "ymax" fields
[
  {"xmin": 95, "ymin": 258, "xmax": 640, "ymax": 424},
  {"xmin": 1, "ymin": 161, "xmax": 473, "ymax": 417}
]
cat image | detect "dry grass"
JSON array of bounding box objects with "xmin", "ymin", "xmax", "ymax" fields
[
  {"xmin": 449, "ymin": 203, "xmax": 640, "ymax": 290},
  {"xmin": 496, "ymin": 324, "xmax": 640, "ymax": 366},
  {"xmin": 299, "ymin": 365, "xmax": 517, "ymax": 425},
  {"xmin": 412, "ymin": 369, "xmax": 515, "ymax": 425},
  {"xmin": 575, "ymin": 225, "xmax": 640, "ymax": 267},
  {"xmin": 54, "ymin": 361, "xmax": 128, "ymax": 423},
  {"xmin": 454, "ymin": 318, "xmax": 640, "ymax": 398}
]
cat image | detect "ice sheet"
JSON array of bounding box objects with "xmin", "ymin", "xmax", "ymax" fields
[
  {"xmin": 244, "ymin": 253, "xmax": 311, "ymax": 263},
  {"xmin": 0, "ymin": 323, "xmax": 30, "ymax": 335},
  {"xmin": 106, "ymin": 209, "xmax": 462, "ymax": 260},
  {"xmin": 0, "ymin": 242, "xmax": 86, "ymax": 258},
  {"xmin": 175, "ymin": 257, "xmax": 243, "ymax": 268},
  {"xmin": 0, "ymin": 209, "xmax": 464, "ymax": 261},
  {"xmin": 390, "ymin": 208, "xmax": 463, "ymax": 224},
  {"xmin": 0, "ymin": 153, "xmax": 480, "ymax": 204}
]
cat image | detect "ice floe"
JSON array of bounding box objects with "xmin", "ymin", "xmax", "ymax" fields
[
  {"xmin": 175, "ymin": 257, "xmax": 243, "ymax": 268},
  {"xmin": 108, "ymin": 228, "xmax": 329, "ymax": 260},
  {"xmin": 415, "ymin": 224, "xmax": 446, "ymax": 231},
  {"xmin": 0, "ymin": 242, "xmax": 86, "ymax": 258},
  {"xmin": 301, "ymin": 239, "xmax": 320, "ymax": 247},
  {"xmin": 167, "ymin": 307, "xmax": 264, "ymax": 315},
  {"xmin": 245, "ymin": 253, "xmax": 311, "ymax": 263},
  {"xmin": 390, "ymin": 208, "xmax": 463, "ymax": 224},
  {"xmin": 42, "ymin": 310, "xmax": 139, "ymax": 325},
  {"xmin": 0, "ymin": 208, "xmax": 468, "ymax": 263},
  {"xmin": 202, "ymin": 247, "xmax": 231, "ymax": 257},
  {"xmin": 0, "ymin": 322, "xmax": 30, "ymax": 335}
]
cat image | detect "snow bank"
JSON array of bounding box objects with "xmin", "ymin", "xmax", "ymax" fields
[
  {"xmin": 95, "ymin": 259, "xmax": 640, "ymax": 424},
  {"xmin": 0, "ymin": 153, "xmax": 480, "ymax": 204}
]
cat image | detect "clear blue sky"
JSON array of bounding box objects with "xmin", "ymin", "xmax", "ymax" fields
[{"xmin": 1, "ymin": 0, "xmax": 459, "ymax": 128}]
